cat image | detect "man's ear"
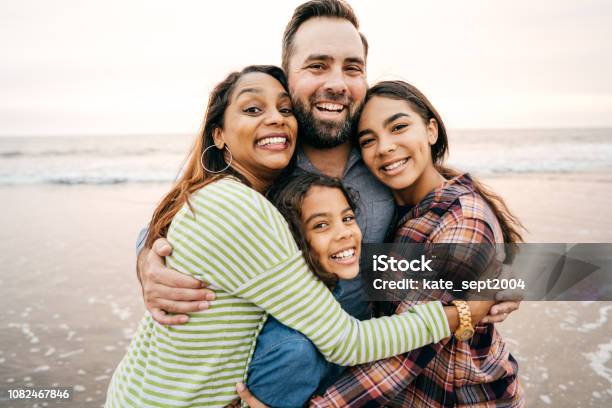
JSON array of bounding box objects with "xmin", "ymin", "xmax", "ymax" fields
[
  {"xmin": 427, "ymin": 118, "xmax": 439, "ymax": 146},
  {"xmin": 212, "ymin": 127, "xmax": 225, "ymax": 149}
]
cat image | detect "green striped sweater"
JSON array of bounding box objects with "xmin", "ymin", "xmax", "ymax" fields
[{"xmin": 106, "ymin": 177, "xmax": 450, "ymax": 407}]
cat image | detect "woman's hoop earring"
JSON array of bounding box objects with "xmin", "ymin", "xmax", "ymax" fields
[{"xmin": 201, "ymin": 145, "xmax": 232, "ymax": 174}]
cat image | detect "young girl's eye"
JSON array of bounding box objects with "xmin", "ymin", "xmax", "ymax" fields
[
  {"xmin": 343, "ymin": 215, "xmax": 355, "ymax": 223},
  {"xmin": 314, "ymin": 222, "xmax": 328, "ymax": 230},
  {"xmin": 244, "ymin": 106, "xmax": 262, "ymax": 114},
  {"xmin": 279, "ymin": 107, "xmax": 293, "ymax": 115}
]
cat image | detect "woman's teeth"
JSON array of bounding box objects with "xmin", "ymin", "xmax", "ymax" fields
[
  {"xmin": 316, "ymin": 103, "xmax": 344, "ymax": 112},
  {"xmin": 382, "ymin": 158, "xmax": 408, "ymax": 172},
  {"xmin": 331, "ymin": 248, "xmax": 355, "ymax": 260},
  {"xmin": 256, "ymin": 136, "xmax": 287, "ymax": 147}
]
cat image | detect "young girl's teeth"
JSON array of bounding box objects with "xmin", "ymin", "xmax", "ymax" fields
[
  {"xmin": 332, "ymin": 248, "xmax": 355, "ymax": 259},
  {"xmin": 257, "ymin": 137, "xmax": 287, "ymax": 146}
]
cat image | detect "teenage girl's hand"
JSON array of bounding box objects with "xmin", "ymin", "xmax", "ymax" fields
[{"xmin": 137, "ymin": 237, "xmax": 216, "ymax": 325}]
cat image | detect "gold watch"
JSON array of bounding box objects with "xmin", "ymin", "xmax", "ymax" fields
[{"xmin": 451, "ymin": 300, "xmax": 475, "ymax": 341}]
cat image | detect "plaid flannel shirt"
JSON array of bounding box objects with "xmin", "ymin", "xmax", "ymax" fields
[{"xmin": 310, "ymin": 174, "xmax": 523, "ymax": 408}]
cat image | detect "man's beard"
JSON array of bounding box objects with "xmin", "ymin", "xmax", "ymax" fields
[{"xmin": 292, "ymin": 94, "xmax": 361, "ymax": 149}]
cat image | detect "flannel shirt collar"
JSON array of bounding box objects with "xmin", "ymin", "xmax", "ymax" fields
[{"xmin": 397, "ymin": 173, "xmax": 475, "ymax": 227}]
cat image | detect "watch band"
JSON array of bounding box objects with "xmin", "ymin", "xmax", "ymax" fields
[{"xmin": 451, "ymin": 299, "xmax": 475, "ymax": 341}]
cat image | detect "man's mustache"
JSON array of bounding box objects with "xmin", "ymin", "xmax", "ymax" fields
[{"xmin": 308, "ymin": 91, "xmax": 353, "ymax": 107}]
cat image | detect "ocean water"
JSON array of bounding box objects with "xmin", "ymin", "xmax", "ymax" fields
[{"xmin": 0, "ymin": 128, "xmax": 611, "ymax": 185}]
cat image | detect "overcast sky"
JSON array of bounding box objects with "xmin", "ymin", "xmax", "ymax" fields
[{"xmin": 1, "ymin": 0, "xmax": 611, "ymax": 136}]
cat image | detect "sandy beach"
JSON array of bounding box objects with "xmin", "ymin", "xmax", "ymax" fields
[{"xmin": 0, "ymin": 172, "xmax": 611, "ymax": 407}]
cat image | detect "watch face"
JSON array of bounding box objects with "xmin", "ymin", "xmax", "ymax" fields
[{"xmin": 458, "ymin": 328, "xmax": 475, "ymax": 341}]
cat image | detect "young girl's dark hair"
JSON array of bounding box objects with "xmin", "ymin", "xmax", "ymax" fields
[
  {"xmin": 357, "ymin": 80, "xmax": 525, "ymax": 259},
  {"xmin": 269, "ymin": 171, "xmax": 360, "ymax": 287}
]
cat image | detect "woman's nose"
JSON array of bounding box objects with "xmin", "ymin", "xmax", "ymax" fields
[{"xmin": 264, "ymin": 109, "xmax": 283, "ymax": 126}]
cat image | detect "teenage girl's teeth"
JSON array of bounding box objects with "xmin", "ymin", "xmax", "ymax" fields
[
  {"xmin": 331, "ymin": 248, "xmax": 355, "ymax": 260},
  {"xmin": 382, "ymin": 159, "xmax": 408, "ymax": 171},
  {"xmin": 316, "ymin": 103, "xmax": 344, "ymax": 112},
  {"xmin": 256, "ymin": 137, "xmax": 287, "ymax": 147}
]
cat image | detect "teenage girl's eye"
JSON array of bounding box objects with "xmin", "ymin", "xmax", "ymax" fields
[
  {"xmin": 392, "ymin": 123, "xmax": 408, "ymax": 132},
  {"xmin": 359, "ymin": 137, "xmax": 374, "ymax": 148},
  {"xmin": 244, "ymin": 106, "xmax": 262, "ymax": 114}
]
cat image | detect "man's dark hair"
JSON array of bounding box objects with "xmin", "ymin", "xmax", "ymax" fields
[{"xmin": 281, "ymin": 0, "xmax": 369, "ymax": 72}]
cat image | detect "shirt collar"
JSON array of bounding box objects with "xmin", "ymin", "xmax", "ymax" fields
[{"xmin": 296, "ymin": 145, "xmax": 362, "ymax": 178}]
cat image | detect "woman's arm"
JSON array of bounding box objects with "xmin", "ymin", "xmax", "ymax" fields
[{"xmin": 167, "ymin": 179, "xmax": 456, "ymax": 366}]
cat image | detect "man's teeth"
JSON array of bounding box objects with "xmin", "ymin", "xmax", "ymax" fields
[
  {"xmin": 316, "ymin": 103, "xmax": 344, "ymax": 112},
  {"xmin": 382, "ymin": 159, "xmax": 408, "ymax": 171},
  {"xmin": 256, "ymin": 137, "xmax": 287, "ymax": 146},
  {"xmin": 331, "ymin": 248, "xmax": 355, "ymax": 260}
]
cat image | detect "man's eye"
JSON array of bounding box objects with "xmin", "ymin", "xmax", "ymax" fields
[
  {"xmin": 392, "ymin": 123, "xmax": 408, "ymax": 132},
  {"xmin": 346, "ymin": 66, "xmax": 363, "ymax": 73},
  {"xmin": 308, "ymin": 64, "xmax": 325, "ymax": 70},
  {"xmin": 244, "ymin": 107, "xmax": 262, "ymax": 114}
]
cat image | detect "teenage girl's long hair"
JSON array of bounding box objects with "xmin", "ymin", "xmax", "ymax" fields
[
  {"xmin": 360, "ymin": 81, "xmax": 525, "ymax": 258},
  {"xmin": 145, "ymin": 65, "xmax": 292, "ymax": 249}
]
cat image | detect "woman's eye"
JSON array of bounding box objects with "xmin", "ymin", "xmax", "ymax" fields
[
  {"xmin": 244, "ymin": 107, "xmax": 262, "ymax": 114},
  {"xmin": 392, "ymin": 123, "xmax": 408, "ymax": 132}
]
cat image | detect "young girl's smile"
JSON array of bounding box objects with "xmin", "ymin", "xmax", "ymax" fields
[{"xmin": 300, "ymin": 186, "xmax": 362, "ymax": 280}]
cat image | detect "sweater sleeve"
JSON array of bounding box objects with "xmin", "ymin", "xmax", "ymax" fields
[{"xmin": 166, "ymin": 179, "xmax": 451, "ymax": 366}]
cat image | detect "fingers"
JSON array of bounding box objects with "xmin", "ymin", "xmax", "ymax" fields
[
  {"xmin": 481, "ymin": 301, "xmax": 521, "ymax": 324},
  {"xmin": 152, "ymin": 237, "xmax": 173, "ymax": 257},
  {"xmin": 494, "ymin": 289, "xmax": 524, "ymax": 302},
  {"xmin": 150, "ymin": 308, "xmax": 189, "ymax": 325},
  {"xmin": 490, "ymin": 301, "xmax": 521, "ymax": 316},
  {"xmin": 155, "ymin": 298, "xmax": 211, "ymax": 314},
  {"xmin": 236, "ymin": 383, "xmax": 268, "ymax": 408},
  {"xmin": 481, "ymin": 313, "xmax": 509, "ymax": 324}
]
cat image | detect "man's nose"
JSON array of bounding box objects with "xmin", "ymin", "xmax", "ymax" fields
[{"xmin": 324, "ymin": 67, "xmax": 348, "ymax": 96}]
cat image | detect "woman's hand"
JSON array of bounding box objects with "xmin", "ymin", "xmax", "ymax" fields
[
  {"xmin": 137, "ymin": 237, "xmax": 216, "ymax": 325},
  {"xmin": 467, "ymin": 300, "xmax": 496, "ymax": 326},
  {"xmin": 236, "ymin": 383, "xmax": 268, "ymax": 408}
]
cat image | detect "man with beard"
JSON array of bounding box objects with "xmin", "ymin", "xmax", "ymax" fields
[{"xmin": 135, "ymin": 0, "xmax": 520, "ymax": 406}]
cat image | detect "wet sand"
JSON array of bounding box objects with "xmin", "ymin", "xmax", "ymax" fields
[{"xmin": 0, "ymin": 172, "xmax": 610, "ymax": 407}]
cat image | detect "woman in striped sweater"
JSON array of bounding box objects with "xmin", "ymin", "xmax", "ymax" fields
[{"xmin": 105, "ymin": 66, "xmax": 490, "ymax": 408}]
